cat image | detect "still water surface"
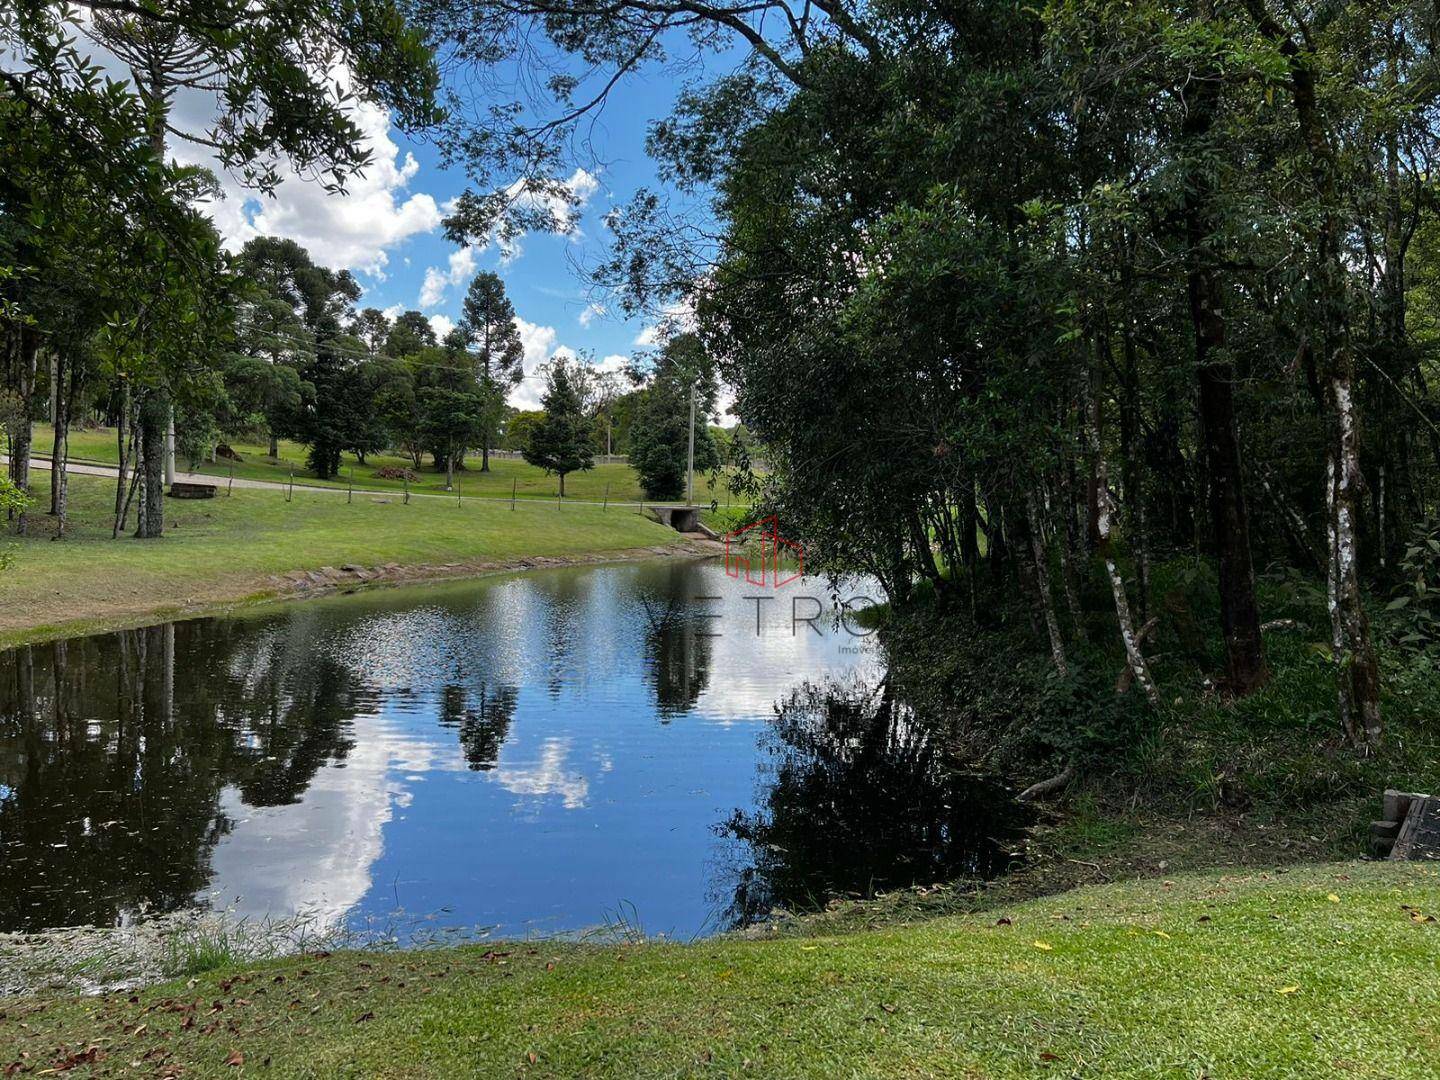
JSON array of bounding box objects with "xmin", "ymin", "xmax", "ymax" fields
[{"xmin": 0, "ymin": 560, "xmax": 1024, "ymax": 940}]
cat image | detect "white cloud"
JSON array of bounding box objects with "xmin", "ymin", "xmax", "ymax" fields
[
  {"xmin": 418, "ymin": 246, "xmax": 478, "ymax": 309},
  {"xmin": 633, "ymin": 299, "xmax": 696, "ymax": 347},
  {"xmin": 578, "ymin": 302, "xmax": 606, "ymax": 328},
  {"xmin": 511, "ymin": 317, "xmax": 559, "ymax": 409},
  {"xmin": 490, "ymin": 737, "xmax": 589, "ymax": 810},
  {"xmin": 180, "ymin": 101, "xmax": 443, "ymax": 277},
  {"xmin": 78, "ymin": 33, "xmax": 444, "ymax": 279},
  {"xmin": 427, "ymin": 314, "xmax": 456, "ymax": 340},
  {"xmin": 510, "ymin": 168, "xmax": 600, "ymax": 234}
]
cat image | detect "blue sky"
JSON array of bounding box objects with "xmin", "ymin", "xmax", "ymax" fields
[{"xmin": 171, "ymin": 34, "xmax": 722, "ymax": 411}]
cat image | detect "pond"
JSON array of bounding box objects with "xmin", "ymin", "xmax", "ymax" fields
[{"xmin": 0, "ymin": 559, "xmax": 1026, "ymax": 942}]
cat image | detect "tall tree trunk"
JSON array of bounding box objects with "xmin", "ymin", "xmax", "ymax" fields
[
  {"xmin": 8, "ymin": 327, "xmax": 38, "ymax": 535},
  {"xmin": 1084, "ymin": 369, "xmax": 1159, "ymax": 707},
  {"xmin": 1195, "ymin": 360, "xmax": 1268, "ymax": 694},
  {"xmin": 1117, "ymin": 256, "xmax": 1150, "ymax": 624},
  {"xmin": 1252, "ymin": 4, "xmax": 1383, "ymax": 748},
  {"xmin": 1181, "ymin": 57, "xmax": 1269, "ymax": 696},
  {"xmin": 269, "ymin": 432, "xmax": 279, "ymax": 459},
  {"xmin": 1328, "ymin": 366, "xmax": 1383, "ymax": 749},
  {"xmin": 135, "ymin": 392, "xmax": 167, "ymax": 539},
  {"xmin": 49, "ymin": 350, "xmax": 72, "ymax": 534},
  {"xmin": 114, "ymin": 379, "xmax": 130, "ymax": 525},
  {"xmin": 1026, "ymin": 492, "xmax": 1068, "ymax": 677},
  {"xmin": 481, "ymin": 432, "xmax": 491, "ymax": 472},
  {"xmin": 1374, "ymin": 54, "xmax": 1413, "ymax": 573},
  {"xmin": 957, "ymin": 473, "xmax": 980, "ymax": 571},
  {"xmin": 140, "ymin": 70, "xmax": 173, "ymax": 524}
]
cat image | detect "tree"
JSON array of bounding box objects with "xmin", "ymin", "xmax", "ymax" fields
[
  {"xmin": 418, "ymin": 387, "xmax": 488, "ymax": 490},
  {"xmin": 504, "ymin": 409, "xmax": 545, "ymax": 451},
  {"xmin": 0, "ymin": 477, "xmax": 26, "ymax": 572},
  {"xmin": 352, "ymin": 307, "xmax": 392, "ymax": 355},
  {"xmin": 293, "ymin": 334, "xmax": 366, "ymax": 480},
  {"xmin": 523, "ymin": 357, "xmax": 594, "ymax": 496},
  {"xmin": 384, "ymin": 311, "xmax": 438, "ymax": 358},
  {"xmin": 242, "ymin": 245, "xmax": 368, "ymax": 480},
  {"xmin": 3, "ymin": 0, "xmax": 439, "ymax": 536},
  {"xmin": 226, "ymin": 252, "xmax": 316, "ymax": 457},
  {"xmin": 349, "ymin": 357, "xmax": 414, "ymax": 465},
  {"xmin": 459, "ymin": 271, "xmax": 525, "ymax": 471},
  {"xmin": 630, "ymin": 335, "xmax": 720, "ymax": 500}
]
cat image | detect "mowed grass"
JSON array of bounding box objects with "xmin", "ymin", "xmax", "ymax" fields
[
  {"xmin": 0, "ymin": 469, "xmax": 680, "ymax": 644},
  {"xmin": 26, "ymin": 428, "xmax": 739, "ymax": 505},
  {"xmin": 5, "ymin": 862, "xmax": 1437, "ymax": 1078}
]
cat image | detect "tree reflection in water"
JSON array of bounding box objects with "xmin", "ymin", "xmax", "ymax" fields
[
  {"xmin": 0, "ymin": 621, "xmax": 367, "ymax": 931},
  {"xmin": 437, "ymin": 683, "xmax": 519, "ymax": 770},
  {"xmin": 712, "ymin": 676, "xmax": 1029, "ymax": 930},
  {"xmin": 637, "ymin": 563, "xmax": 715, "ymax": 720},
  {"xmin": 0, "ymin": 562, "xmax": 935, "ymax": 939}
]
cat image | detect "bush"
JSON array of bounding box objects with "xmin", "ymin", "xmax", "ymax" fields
[
  {"xmin": 1384, "ymin": 514, "xmax": 1440, "ymax": 655},
  {"xmin": 372, "ymin": 465, "xmax": 420, "ymax": 481}
]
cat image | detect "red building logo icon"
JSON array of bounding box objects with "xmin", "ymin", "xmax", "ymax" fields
[{"xmin": 723, "ymin": 515, "xmax": 804, "ymax": 588}]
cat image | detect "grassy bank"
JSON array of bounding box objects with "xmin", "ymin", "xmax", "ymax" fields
[
  {"xmin": 0, "ymin": 470, "xmax": 687, "ymax": 646},
  {"xmin": 25, "ymin": 428, "xmax": 738, "ymax": 505},
  {"xmin": 4, "ymin": 862, "xmax": 1436, "ymax": 1077},
  {"xmin": 875, "ymin": 556, "xmax": 1440, "ymax": 867}
]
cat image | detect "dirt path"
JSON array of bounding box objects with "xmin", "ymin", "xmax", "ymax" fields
[{"xmin": 1, "ymin": 456, "xmax": 672, "ymax": 509}]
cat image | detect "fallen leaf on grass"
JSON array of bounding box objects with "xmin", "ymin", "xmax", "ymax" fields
[
  {"xmin": 1153, "ymin": 931, "xmax": 1171, "ymax": 940},
  {"xmin": 1032, "ymin": 941, "xmax": 1053, "ymax": 951},
  {"xmin": 226, "ymin": 1049, "xmax": 244, "ymax": 1067},
  {"xmin": 1327, "ymin": 894, "xmax": 1340, "ymax": 903},
  {"xmin": 1276, "ymin": 986, "xmax": 1300, "ymax": 996}
]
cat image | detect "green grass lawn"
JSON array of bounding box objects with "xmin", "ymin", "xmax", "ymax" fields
[
  {"xmin": 4, "ymin": 862, "xmax": 1436, "ymax": 1078},
  {"xmin": 0, "ymin": 470, "xmax": 683, "ymax": 645},
  {"xmin": 25, "ymin": 427, "xmax": 739, "ymax": 505}
]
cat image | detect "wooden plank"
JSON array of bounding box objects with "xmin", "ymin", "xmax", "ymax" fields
[{"xmin": 1390, "ymin": 796, "xmax": 1440, "ymax": 861}]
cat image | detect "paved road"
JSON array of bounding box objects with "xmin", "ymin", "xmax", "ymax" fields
[{"xmin": 1, "ymin": 455, "xmax": 699, "ymax": 511}]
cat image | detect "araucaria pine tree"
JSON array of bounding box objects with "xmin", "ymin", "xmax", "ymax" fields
[{"xmin": 523, "ymin": 358, "xmax": 594, "ymax": 497}]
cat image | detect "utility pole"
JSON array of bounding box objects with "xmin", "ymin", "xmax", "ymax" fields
[{"xmin": 686, "ymin": 379, "xmax": 696, "ymax": 506}]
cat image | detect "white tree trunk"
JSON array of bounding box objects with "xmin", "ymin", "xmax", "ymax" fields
[
  {"xmin": 1082, "ymin": 369, "xmax": 1158, "ymax": 706},
  {"xmin": 1329, "ymin": 376, "xmax": 1382, "ymax": 749}
]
